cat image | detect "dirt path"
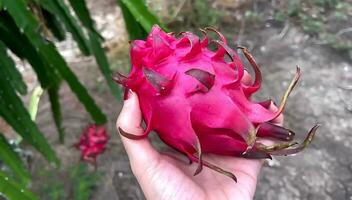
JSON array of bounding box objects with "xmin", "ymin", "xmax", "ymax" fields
[{"xmin": 245, "ymin": 26, "xmax": 352, "ymax": 200}]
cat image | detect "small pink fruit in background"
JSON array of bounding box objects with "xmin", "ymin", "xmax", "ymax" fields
[
  {"xmin": 75, "ymin": 124, "xmax": 109, "ymax": 166},
  {"xmin": 114, "ymin": 25, "xmax": 319, "ymax": 181}
]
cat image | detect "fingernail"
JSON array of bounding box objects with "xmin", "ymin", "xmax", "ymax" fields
[{"xmin": 123, "ymin": 89, "xmax": 133, "ymax": 100}]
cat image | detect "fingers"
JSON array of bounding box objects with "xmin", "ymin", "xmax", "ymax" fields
[
  {"xmin": 116, "ymin": 90, "xmax": 159, "ymax": 174},
  {"xmin": 232, "ymin": 158, "xmax": 263, "ymax": 199}
]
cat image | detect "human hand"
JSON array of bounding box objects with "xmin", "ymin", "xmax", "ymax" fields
[{"xmin": 116, "ymin": 90, "xmax": 283, "ymax": 200}]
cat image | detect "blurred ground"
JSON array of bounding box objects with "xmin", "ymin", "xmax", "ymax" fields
[{"xmin": 14, "ymin": 0, "xmax": 352, "ymax": 199}]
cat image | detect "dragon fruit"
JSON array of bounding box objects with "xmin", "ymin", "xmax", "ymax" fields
[
  {"xmin": 114, "ymin": 25, "xmax": 319, "ymax": 181},
  {"xmin": 75, "ymin": 124, "xmax": 109, "ymax": 166}
]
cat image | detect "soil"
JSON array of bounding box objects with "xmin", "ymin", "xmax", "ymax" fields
[{"xmin": 9, "ymin": 0, "xmax": 352, "ymax": 199}]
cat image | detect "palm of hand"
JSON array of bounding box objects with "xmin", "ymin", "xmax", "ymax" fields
[
  {"xmin": 136, "ymin": 152, "xmax": 261, "ymax": 200},
  {"xmin": 117, "ymin": 91, "xmax": 266, "ymax": 200}
]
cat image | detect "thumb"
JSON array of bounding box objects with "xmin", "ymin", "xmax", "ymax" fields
[{"xmin": 116, "ymin": 90, "xmax": 159, "ymax": 175}]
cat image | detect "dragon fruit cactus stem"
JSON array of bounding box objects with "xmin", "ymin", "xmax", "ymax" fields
[{"xmin": 114, "ymin": 25, "xmax": 319, "ymax": 181}]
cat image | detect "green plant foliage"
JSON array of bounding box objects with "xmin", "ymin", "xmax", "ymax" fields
[
  {"xmin": 333, "ymin": 11, "xmax": 348, "ymax": 21},
  {"xmin": 274, "ymin": 11, "xmax": 287, "ymax": 23},
  {"xmin": 68, "ymin": 0, "xmax": 121, "ymax": 99},
  {"xmin": 321, "ymin": 33, "xmax": 352, "ymax": 56},
  {"xmin": 48, "ymin": 85, "xmax": 65, "ymax": 143},
  {"xmin": 0, "ymin": 68, "xmax": 59, "ymax": 165},
  {"xmin": 43, "ymin": 44, "xmax": 108, "ymax": 125},
  {"xmin": 28, "ymin": 86, "xmax": 43, "ymax": 122},
  {"xmin": 300, "ymin": 14, "xmax": 323, "ymax": 34},
  {"xmin": 0, "ymin": 134, "xmax": 29, "ymax": 185},
  {"xmin": 271, "ymin": 0, "xmax": 352, "ymax": 58},
  {"xmin": 39, "ymin": 170, "xmax": 65, "ymax": 200},
  {"xmin": 119, "ymin": 0, "xmax": 168, "ymax": 36},
  {"xmin": 2, "ymin": 0, "xmax": 107, "ymax": 125},
  {"xmin": 41, "ymin": 179, "xmax": 65, "ymax": 200},
  {"xmin": 38, "ymin": 163, "xmax": 101, "ymax": 200},
  {"xmin": 0, "ymin": 12, "xmax": 26, "ymax": 60},
  {"xmin": 67, "ymin": 0, "xmax": 101, "ymax": 38},
  {"xmin": 41, "ymin": 8, "xmax": 66, "ymax": 41},
  {"xmin": 0, "ymin": 11, "xmax": 55, "ymax": 88},
  {"xmin": 0, "ymin": 171, "xmax": 38, "ymax": 200},
  {"xmin": 0, "ymin": 41, "xmax": 27, "ymax": 95},
  {"xmin": 89, "ymin": 32, "xmax": 122, "ymax": 100},
  {"xmin": 312, "ymin": 0, "xmax": 338, "ymax": 7},
  {"xmin": 244, "ymin": 10, "xmax": 264, "ymax": 24},
  {"xmin": 119, "ymin": 0, "xmax": 147, "ymax": 40},
  {"xmin": 193, "ymin": 0, "xmax": 222, "ymax": 27},
  {"xmin": 166, "ymin": 0, "xmax": 222, "ymax": 33},
  {"xmin": 287, "ymin": 0, "xmax": 302, "ymax": 17},
  {"xmin": 39, "ymin": 0, "xmax": 91, "ymax": 55},
  {"xmin": 69, "ymin": 163, "xmax": 101, "ymax": 200}
]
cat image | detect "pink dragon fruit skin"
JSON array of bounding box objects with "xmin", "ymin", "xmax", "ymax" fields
[
  {"xmin": 115, "ymin": 25, "xmax": 319, "ymax": 181},
  {"xmin": 75, "ymin": 124, "xmax": 109, "ymax": 166}
]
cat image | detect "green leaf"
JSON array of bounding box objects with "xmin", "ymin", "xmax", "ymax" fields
[
  {"xmin": 70, "ymin": 163, "xmax": 101, "ymax": 200},
  {"xmin": 0, "ymin": 41, "xmax": 27, "ymax": 95},
  {"xmin": 119, "ymin": 0, "xmax": 168, "ymax": 33},
  {"xmin": 89, "ymin": 32, "xmax": 121, "ymax": 100},
  {"xmin": 46, "ymin": 44, "xmax": 107, "ymax": 124},
  {"xmin": 41, "ymin": 8, "xmax": 66, "ymax": 41},
  {"xmin": 0, "ymin": 171, "xmax": 38, "ymax": 200},
  {"xmin": 0, "ymin": 11, "xmax": 54, "ymax": 88},
  {"xmin": 48, "ymin": 85, "xmax": 65, "ymax": 143},
  {"xmin": 3, "ymin": 0, "xmax": 107, "ymax": 125},
  {"xmin": 0, "ymin": 133, "xmax": 29, "ymax": 185},
  {"xmin": 0, "ymin": 11, "xmax": 27, "ymax": 59},
  {"xmin": 67, "ymin": 0, "xmax": 101, "ymax": 38},
  {"xmin": 39, "ymin": 0, "xmax": 91, "ymax": 55},
  {"xmin": 66, "ymin": 0, "xmax": 121, "ymax": 98},
  {"xmin": 118, "ymin": 0, "xmax": 147, "ymax": 40},
  {"xmin": 66, "ymin": 0, "xmax": 120, "ymax": 99},
  {"xmin": 0, "ymin": 71, "xmax": 59, "ymax": 165},
  {"xmin": 67, "ymin": 0, "xmax": 93, "ymax": 29},
  {"xmin": 28, "ymin": 86, "xmax": 43, "ymax": 121}
]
